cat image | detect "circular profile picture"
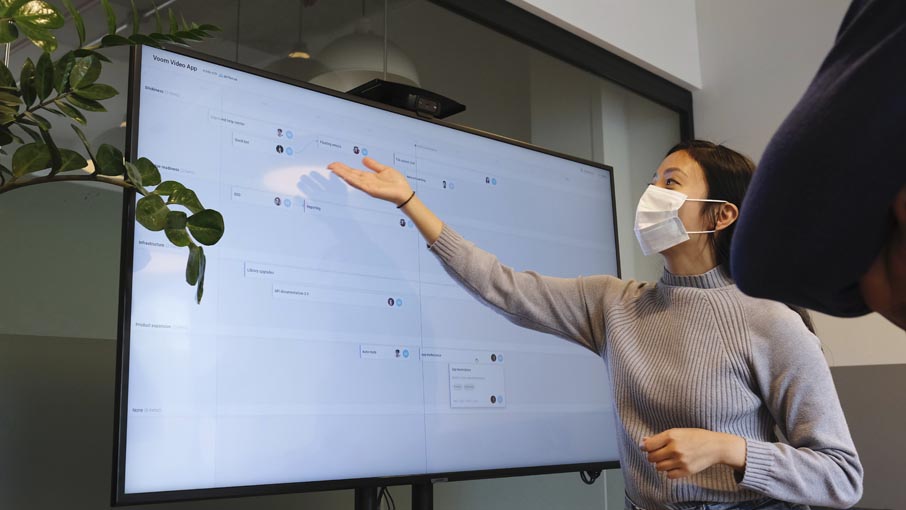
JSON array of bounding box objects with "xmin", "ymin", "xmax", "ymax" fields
[
  {"xmin": 274, "ymin": 197, "xmax": 281, "ymax": 206},
  {"xmin": 277, "ymin": 128, "xmax": 283, "ymax": 137},
  {"xmin": 387, "ymin": 297, "xmax": 395, "ymax": 307},
  {"xmin": 400, "ymin": 218, "xmax": 407, "ymax": 227},
  {"xmin": 490, "ymin": 395, "xmax": 497, "ymax": 404},
  {"xmin": 283, "ymin": 198, "xmax": 292, "ymax": 208},
  {"xmin": 491, "ymin": 353, "xmax": 497, "ymax": 362},
  {"xmin": 276, "ymin": 144, "xmax": 284, "ymax": 154},
  {"xmin": 353, "ymin": 146, "xmax": 360, "ymax": 155}
]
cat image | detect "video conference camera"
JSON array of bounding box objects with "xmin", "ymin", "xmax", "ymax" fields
[{"xmin": 347, "ymin": 79, "xmax": 466, "ymax": 119}]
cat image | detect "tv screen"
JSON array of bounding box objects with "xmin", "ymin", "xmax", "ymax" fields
[{"xmin": 115, "ymin": 45, "xmax": 620, "ymax": 504}]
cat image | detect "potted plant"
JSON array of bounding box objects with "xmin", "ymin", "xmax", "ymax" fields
[{"xmin": 0, "ymin": 0, "xmax": 223, "ymax": 302}]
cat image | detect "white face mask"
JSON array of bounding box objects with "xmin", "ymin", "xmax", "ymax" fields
[{"xmin": 633, "ymin": 185, "xmax": 729, "ymax": 256}]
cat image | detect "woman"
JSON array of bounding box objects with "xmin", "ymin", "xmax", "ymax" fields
[{"xmin": 328, "ymin": 141, "xmax": 862, "ymax": 510}]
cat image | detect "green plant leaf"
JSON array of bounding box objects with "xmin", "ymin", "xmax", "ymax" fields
[
  {"xmin": 0, "ymin": 60, "xmax": 16, "ymax": 87},
  {"xmin": 0, "ymin": 90, "xmax": 20, "ymax": 105},
  {"xmin": 152, "ymin": 180, "xmax": 184, "ymax": 196},
  {"xmin": 100, "ymin": 0, "xmax": 116, "ymax": 35},
  {"xmin": 38, "ymin": 127, "xmax": 62, "ymax": 173},
  {"xmin": 12, "ymin": 1, "xmax": 64, "ymax": 28},
  {"xmin": 72, "ymin": 49, "xmax": 110, "ymax": 63},
  {"xmin": 72, "ymin": 83, "xmax": 117, "ymax": 100},
  {"xmin": 52, "ymin": 51, "xmax": 75, "ymax": 92},
  {"xmin": 0, "ymin": 129, "xmax": 13, "ymax": 145},
  {"xmin": 69, "ymin": 55, "xmax": 100, "ymax": 89},
  {"xmin": 95, "ymin": 143, "xmax": 126, "ymax": 176},
  {"xmin": 136, "ymin": 194, "xmax": 168, "ymax": 231},
  {"xmin": 61, "ymin": 0, "xmax": 85, "ymax": 47},
  {"xmin": 11, "ymin": 142, "xmax": 51, "ymax": 176},
  {"xmin": 135, "ymin": 157, "xmax": 161, "ymax": 186},
  {"xmin": 175, "ymin": 30, "xmax": 203, "ymax": 42},
  {"xmin": 129, "ymin": 34, "xmax": 162, "ymax": 48},
  {"xmin": 55, "ymin": 100, "xmax": 85, "ymax": 124},
  {"xmin": 58, "ymin": 148, "xmax": 88, "ymax": 172},
  {"xmin": 34, "ymin": 51, "xmax": 53, "ymax": 101},
  {"xmin": 151, "ymin": 0, "xmax": 162, "ymax": 33},
  {"xmin": 0, "ymin": 20, "xmax": 18, "ymax": 43},
  {"xmin": 195, "ymin": 248, "xmax": 206, "ymax": 303},
  {"xmin": 130, "ymin": 0, "xmax": 139, "ymax": 34},
  {"xmin": 16, "ymin": 123, "xmax": 41, "ymax": 142},
  {"xmin": 186, "ymin": 243, "xmax": 201, "ymax": 284},
  {"xmin": 15, "ymin": 21, "xmax": 57, "ymax": 53},
  {"xmin": 168, "ymin": 8, "xmax": 178, "ymax": 34},
  {"xmin": 168, "ymin": 188, "xmax": 203, "ymax": 214},
  {"xmin": 187, "ymin": 209, "xmax": 225, "ymax": 246},
  {"xmin": 24, "ymin": 111, "xmax": 51, "ymax": 130},
  {"xmin": 19, "ymin": 57, "xmax": 35, "ymax": 107},
  {"xmin": 67, "ymin": 94, "xmax": 105, "ymax": 112},
  {"xmin": 124, "ymin": 160, "xmax": 142, "ymax": 186},
  {"xmin": 164, "ymin": 210, "xmax": 190, "ymax": 247},
  {"xmin": 100, "ymin": 34, "xmax": 133, "ymax": 47},
  {"xmin": 197, "ymin": 24, "xmax": 221, "ymax": 32}
]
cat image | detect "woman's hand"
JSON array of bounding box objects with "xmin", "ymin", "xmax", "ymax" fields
[
  {"xmin": 328, "ymin": 157, "xmax": 413, "ymax": 206},
  {"xmin": 641, "ymin": 428, "xmax": 747, "ymax": 479}
]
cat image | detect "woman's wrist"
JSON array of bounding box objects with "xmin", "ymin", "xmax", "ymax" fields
[
  {"xmin": 396, "ymin": 190, "xmax": 416, "ymax": 208},
  {"xmin": 715, "ymin": 433, "xmax": 747, "ymax": 471}
]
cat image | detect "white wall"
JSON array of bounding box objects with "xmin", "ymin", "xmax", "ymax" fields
[
  {"xmin": 694, "ymin": 0, "xmax": 906, "ymax": 367},
  {"xmin": 508, "ymin": 0, "xmax": 702, "ymax": 89}
]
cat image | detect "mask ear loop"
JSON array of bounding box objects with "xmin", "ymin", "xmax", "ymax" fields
[{"xmin": 685, "ymin": 199, "xmax": 729, "ymax": 235}]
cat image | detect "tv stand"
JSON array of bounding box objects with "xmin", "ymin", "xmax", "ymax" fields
[
  {"xmin": 353, "ymin": 481, "xmax": 434, "ymax": 510},
  {"xmin": 411, "ymin": 481, "xmax": 434, "ymax": 510},
  {"xmin": 354, "ymin": 487, "xmax": 378, "ymax": 510}
]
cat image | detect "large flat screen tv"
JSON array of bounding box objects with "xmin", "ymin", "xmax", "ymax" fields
[{"xmin": 114, "ymin": 45, "xmax": 621, "ymax": 505}]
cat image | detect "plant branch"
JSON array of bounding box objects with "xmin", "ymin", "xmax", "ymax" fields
[{"xmin": 0, "ymin": 172, "xmax": 138, "ymax": 195}]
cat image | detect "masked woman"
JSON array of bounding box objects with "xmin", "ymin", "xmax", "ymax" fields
[{"xmin": 328, "ymin": 140, "xmax": 862, "ymax": 510}]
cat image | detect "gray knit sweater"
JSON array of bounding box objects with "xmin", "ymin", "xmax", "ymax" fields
[{"xmin": 429, "ymin": 225, "xmax": 863, "ymax": 509}]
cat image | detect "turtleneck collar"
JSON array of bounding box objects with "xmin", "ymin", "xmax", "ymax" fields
[{"xmin": 660, "ymin": 265, "xmax": 734, "ymax": 289}]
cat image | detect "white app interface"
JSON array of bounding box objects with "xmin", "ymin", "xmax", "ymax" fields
[{"xmin": 124, "ymin": 47, "xmax": 619, "ymax": 494}]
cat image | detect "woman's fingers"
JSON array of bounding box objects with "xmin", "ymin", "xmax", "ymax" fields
[
  {"xmin": 362, "ymin": 157, "xmax": 389, "ymax": 173},
  {"xmin": 645, "ymin": 447, "xmax": 674, "ymax": 463}
]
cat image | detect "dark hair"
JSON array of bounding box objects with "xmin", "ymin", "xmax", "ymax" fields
[
  {"xmin": 666, "ymin": 140, "xmax": 815, "ymax": 334},
  {"xmin": 666, "ymin": 140, "xmax": 755, "ymax": 278}
]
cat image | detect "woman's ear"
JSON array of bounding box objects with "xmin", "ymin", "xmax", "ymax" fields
[{"xmin": 714, "ymin": 202, "xmax": 740, "ymax": 231}]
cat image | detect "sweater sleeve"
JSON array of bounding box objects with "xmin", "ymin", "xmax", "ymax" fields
[
  {"xmin": 428, "ymin": 224, "xmax": 628, "ymax": 354},
  {"xmin": 737, "ymin": 302, "xmax": 863, "ymax": 508},
  {"xmin": 731, "ymin": 0, "xmax": 906, "ymax": 316}
]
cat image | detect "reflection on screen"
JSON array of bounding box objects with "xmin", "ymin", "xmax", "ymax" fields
[{"xmin": 122, "ymin": 46, "xmax": 620, "ymax": 496}]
